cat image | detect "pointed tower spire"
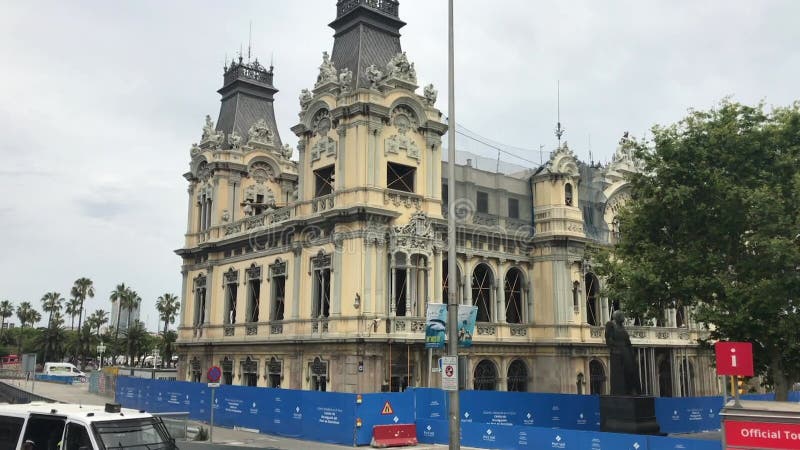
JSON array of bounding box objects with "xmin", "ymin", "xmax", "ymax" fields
[{"xmin": 329, "ymin": 0, "xmax": 405, "ymax": 90}]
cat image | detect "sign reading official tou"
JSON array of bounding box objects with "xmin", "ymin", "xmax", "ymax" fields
[
  {"xmin": 441, "ymin": 356, "xmax": 458, "ymax": 391},
  {"xmin": 715, "ymin": 341, "xmax": 754, "ymax": 376},
  {"xmin": 725, "ymin": 420, "xmax": 800, "ymax": 450}
]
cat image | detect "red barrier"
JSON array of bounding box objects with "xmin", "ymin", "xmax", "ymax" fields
[{"xmin": 371, "ymin": 424, "xmax": 418, "ymax": 448}]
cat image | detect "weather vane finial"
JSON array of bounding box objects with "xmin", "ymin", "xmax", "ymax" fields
[{"xmin": 555, "ymin": 80, "xmax": 565, "ymax": 146}]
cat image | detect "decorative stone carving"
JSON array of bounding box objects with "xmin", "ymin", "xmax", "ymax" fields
[
  {"xmin": 423, "ymin": 83, "xmax": 437, "ymax": 106},
  {"xmin": 196, "ymin": 162, "xmax": 212, "ymax": 182},
  {"xmin": 545, "ymin": 141, "xmax": 580, "ymax": 177},
  {"xmin": 221, "ymin": 209, "xmax": 230, "ymax": 223},
  {"xmin": 385, "ymin": 52, "xmax": 416, "ymax": 83},
  {"xmin": 281, "ymin": 144, "xmax": 293, "ymax": 159},
  {"xmin": 245, "ymin": 184, "xmax": 276, "ymax": 208},
  {"xmin": 190, "ymin": 143, "xmax": 202, "ymax": 157},
  {"xmin": 315, "ymin": 51, "xmax": 338, "ymax": 87},
  {"xmin": 227, "ymin": 130, "xmax": 243, "ymax": 150},
  {"xmin": 385, "ymin": 135, "xmax": 419, "ymax": 161},
  {"xmin": 338, "ymin": 68, "xmax": 353, "ymax": 93},
  {"xmin": 312, "ymin": 109, "xmax": 332, "ymax": 136},
  {"xmin": 248, "ymin": 161, "xmax": 275, "ymax": 184},
  {"xmin": 311, "ymin": 137, "xmax": 337, "ymax": 162},
  {"xmin": 365, "ymin": 64, "xmax": 383, "ymax": 89},
  {"xmin": 200, "ymin": 115, "xmax": 224, "ymax": 148},
  {"xmin": 247, "ymin": 118, "xmax": 274, "ymax": 147},
  {"xmin": 299, "ymin": 88, "xmax": 312, "ymax": 112},
  {"xmin": 391, "ymin": 105, "xmax": 418, "ymax": 134}
]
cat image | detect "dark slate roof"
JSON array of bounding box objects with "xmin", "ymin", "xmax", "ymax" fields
[
  {"xmin": 215, "ymin": 58, "xmax": 282, "ymax": 148},
  {"xmin": 329, "ymin": 0, "xmax": 405, "ymax": 90}
]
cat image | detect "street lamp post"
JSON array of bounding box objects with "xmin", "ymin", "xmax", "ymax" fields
[{"xmin": 97, "ymin": 342, "xmax": 106, "ymax": 369}]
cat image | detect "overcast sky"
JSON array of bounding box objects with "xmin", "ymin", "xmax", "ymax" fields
[{"xmin": 1, "ymin": 0, "xmax": 798, "ymax": 331}]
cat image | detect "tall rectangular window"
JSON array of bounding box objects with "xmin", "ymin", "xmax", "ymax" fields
[
  {"xmin": 271, "ymin": 261, "xmax": 287, "ymax": 321},
  {"xmin": 241, "ymin": 357, "xmax": 258, "ymax": 387},
  {"xmin": 193, "ymin": 275, "xmax": 207, "ymax": 327},
  {"xmin": 508, "ymin": 198, "xmax": 519, "ymax": 219},
  {"xmin": 221, "ymin": 357, "xmax": 233, "ymax": 385},
  {"xmin": 477, "ymin": 191, "xmax": 489, "ymax": 214},
  {"xmin": 312, "ymin": 254, "xmax": 331, "ymax": 318},
  {"xmin": 387, "ymin": 162, "xmax": 416, "ymax": 192},
  {"xmin": 246, "ymin": 265, "xmax": 262, "ymax": 323},
  {"xmin": 223, "ymin": 269, "xmax": 239, "ymax": 324},
  {"xmin": 314, "ymin": 165, "xmax": 335, "ymax": 197}
]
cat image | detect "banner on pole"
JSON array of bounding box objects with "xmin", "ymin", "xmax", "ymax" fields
[{"xmin": 424, "ymin": 304, "xmax": 478, "ymax": 348}]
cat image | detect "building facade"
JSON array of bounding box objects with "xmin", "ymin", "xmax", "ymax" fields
[
  {"xmin": 175, "ymin": 0, "xmax": 715, "ymax": 397},
  {"xmin": 111, "ymin": 301, "xmax": 140, "ymax": 332}
]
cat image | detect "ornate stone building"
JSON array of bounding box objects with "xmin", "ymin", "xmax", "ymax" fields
[{"xmin": 176, "ymin": 0, "xmax": 716, "ymax": 397}]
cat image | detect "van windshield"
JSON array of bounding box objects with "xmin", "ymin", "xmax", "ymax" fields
[{"xmin": 93, "ymin": 417, "xmax": 173, "ymax": 450}]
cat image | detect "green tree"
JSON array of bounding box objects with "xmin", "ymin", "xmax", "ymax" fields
[
  {"xmin": 156, "ymin": 293, "xmax": 180, "ymax": 335},
  {"xmin": 71, "ymin": 277, "xmax": 95, "ymax": 369},
  {"xmin": 124, "ymin": 290, "xmax": 142, "ymax": 366},
  {"xmin": 159, "ymin": 330, "xmax": 177, "ymax": 368},
  {"xmin": 123, "ymin": 320, "xmax": 152, "ymax": 366},
  {"xmin": 598, "ymin": 100, "xmax": 800, "ymax": 401},
  {"xmin": 40, "ymin": 292, "xmax": 64, "ymax": 363},
  {"xmin": 16, "ymin": 302, "xmax": 41, "ymax": 328},
  {"xmin": 87, "ymin": 309, "xmax": 109, "ymax": 337},
  {"xmin": 65, "ymin": 296, "xmax": 81, "ymax": 330},
  {"xmin": 109, "ymin": 283, "xmax": 128, "ymax": 341},
  {"xmin": 0, "ymin": 300, "xmax": 13, "ymax": 336}
]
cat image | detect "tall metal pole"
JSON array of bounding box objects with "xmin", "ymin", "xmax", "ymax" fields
[{"xmin": 446, "ymin": 0, "xmax": 461, "ymax": 448}]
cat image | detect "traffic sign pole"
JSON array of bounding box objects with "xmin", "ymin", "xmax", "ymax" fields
[
  {"xmin": 209, "ymin": 386, "xmax": 215, "ymax": 443},
  {"xmin": 206, "ymin": 365, "xmax": 222, "ymax": 443}
]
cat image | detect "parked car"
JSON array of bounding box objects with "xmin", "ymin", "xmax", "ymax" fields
[
  {"xmin": 42, "ymin": 362, "xmax": 87, "ymax": 382},
  {"xmin": 0, "ymin": 402, "xmax": 176, "ymax": 450}
]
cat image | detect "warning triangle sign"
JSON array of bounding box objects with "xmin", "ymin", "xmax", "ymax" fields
[{"xmin": 381, "ymin": 401, "xmax": 394, "ymax": 415}]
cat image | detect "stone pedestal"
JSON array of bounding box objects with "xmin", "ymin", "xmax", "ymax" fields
[{"xmin": 600, "ymin": 395, "xmax": 664, "ymax": 435}]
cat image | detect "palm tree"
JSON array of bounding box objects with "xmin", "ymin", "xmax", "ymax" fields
[
  {"xmin": 16, "ymin": 302, "xmax": 41, "ymax": 328},
  {"xmin": 65, "ymin": 297, "xmax": 81, "ymax": 330},
  {"xmin": 109, "ymin": 283, "xmax": 128, "ymax": 341},
  {"xmin": 0, "ymin": 300, "xmax": 14, "ymax": 335},
  {"xmin": 156, "ymin": 293, "xmax": 180, "ymax": 335},
  {"xmin": 123, "ymin": 320, "xmax": 149, "ymax": 366},
  {"xmin": 41, "ymin": 292, "xmax": 64, "ymax": 363},
  {"xmin": 71, "ymin": 277, "xmax": 95, "ymax": 368},
  {"xmin": 88, "ymin": 309, "xmax": 109, "ymax": 336},
  {"xmin": 124, "ymin": 290, "xmax": 142, "ymax": 366}
]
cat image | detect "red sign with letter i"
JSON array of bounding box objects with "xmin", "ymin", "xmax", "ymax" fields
[{"xmin": 715, "ymin": 341, "xmax": 754, "ymax": 376}]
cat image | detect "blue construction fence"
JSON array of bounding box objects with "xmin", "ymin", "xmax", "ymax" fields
[{"xmin": 116, "ymin": 377, "xmax": 726, "ymax": 448}]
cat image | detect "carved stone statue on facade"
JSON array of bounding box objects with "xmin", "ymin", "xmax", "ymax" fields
[
  {"xmin": 423, "ymin": 83, "xmax": 437, "ymax": 106},
  {"xmin": 605, "ymin": 310, "xmax": 641, "ymax": 396},
  {"xmin": 316, "ymin": 51, "xmax": 338, "ymax": 86},
  {"xmin": 338, "ymin": 67, "xmax": 353, "ymax": 93},
  {"xmin": 365, "ymin": 64, "xmax": 383, "ymax": 89},
  {"xmin": 201, "ymin": 115, "xmax": 215, "ymax": 140},
  {"xmin": 299, "ymin": 88, "xmax": 313, "ymax": 110},
  {"xmin": 281, "ymin": 144, "xmax": 293, "ymax": 159},
  {"xmin": 190, "ymin": 143, "xmax": 202, "ymax": 157},
  {"xmin": 227, "ymin": 130, "xmax": 243, "ymax": 149},
  {"xmin": 386, "ymin": 52, "xmax": 417, "ymax": 83},
  {"xmin": 247, "ymin": 118, "xmax": 274, "ymax": 146}
]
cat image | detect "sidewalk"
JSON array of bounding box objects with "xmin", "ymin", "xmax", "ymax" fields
[{"xmin": 0, "ymin": 377, "xmax": 476, "ymax": 450}]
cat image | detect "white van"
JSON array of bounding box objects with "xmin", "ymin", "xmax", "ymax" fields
[
  {"xmin": 43, "ymin": 363, "xmax": 86, "ymax": 381},
  {"xmin": 0, "ymin": 402, "xmax": 176, "ymax": 450}
]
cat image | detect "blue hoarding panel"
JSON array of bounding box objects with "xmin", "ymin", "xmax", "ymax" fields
[
  {"xmin": 415, "ymin": 419, "xmax": 448, "ymax": 445},
  {"xmin": 461, "ymin": 421, "xmax": 519, "ymax": 449},
  {"xmin": 579, "ymin": 430, "xmax": 648, "ymax": 450},
  {"xmin": 355, "ymin": 391, "xmax": 416, "ymax": 445},
  {"xmin": 299, "ymin": 390, "xmax": 356, "ymax": 445},
  {"xmin": 648, "ymin": 435, "xmax": 722, "ymax": 450},
  {"xmin": 413, "ymin": 388, "xmax": 448, "ymax": 421},
  {"xmin": 262, "ymin": 388, "xmax": 303, "ymax": 438},
  {"xmin": 654, "ymin": 396, "xmax": 723, "ymax": 433}
]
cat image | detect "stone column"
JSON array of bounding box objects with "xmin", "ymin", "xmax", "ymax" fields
[
  {"xmin": 389, "ymin": 254, "xmax": 396, "ymax": 316},
  {"xmin": 186, "ymin": 183, "xmax": 196, "ymax": 234},
  {"xmin": 297, "ymin": 140, "xmax": 306, "ymax": 201},
  {"xmin": 332, "ymin": 234, "xmax": 344, "ymax": 316},
  {"xmin": 228, "ymin": 175, "xmax": 240, "ymax": 222},
  {"xmin": 204, "ymin": 267, "xmax": 214, "ymax": 325},
  {"xmin": 375, "ymin": 241, "xmax": 386, "ymax": 315},
  {"xmin": 336, "ymin": 127, "xmax": 347, "ymax": 190},
  {"xmin": 179, "ymin": 270, "xmax": 188, "ymax": 327},
  {"xmin": 291, "ymin": 245, "xmax": 302, "ymax": 319},
  {"xmin": 495, "ymin": 279, "xmax": 505, "ymax": 323},
  {"xmin": 364, "ymin": 239, "xmax": 373, "ymax": 315},
  {"xmin": 433, "ymin": 248, "xmax": 442, "ymax": 303}
]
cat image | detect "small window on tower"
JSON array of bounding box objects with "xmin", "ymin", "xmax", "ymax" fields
[
  {"xmin": 387, "ymin": 162, "xmax": 415, "ymax": 193},
  {"xmin": 508, "ymin": 198, "xmax": 519, "ymax": 219},
  {"xmin": 477, "ymin": 191, "xmax": 489, "ymax": 214},
  {"xmin": 314, "ymin": 165, "xmax": 335, "ymax": 198},
  {"xmin": 565, "ymin": 183, "xmax": 573, "ymax": 206}
]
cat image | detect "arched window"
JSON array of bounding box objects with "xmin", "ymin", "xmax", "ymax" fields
[
  {"xmin": 472, "ymin": 264, "xmax": 494, "ymax": 322},
  {"xmin": 473, "ymin": 359, "xmax": 498, "ymax": 391},
  {"xmin": 190, "ymin": 357, "xmax": 201, "ymax": 382},
  {"xmin": 267, "ymin": 357, "xmax": 282, "ymax": 388},
  {"xmin": 241, "ymin": 356, "xmax": 258, "ymax": 387},
  {"xmin": 589, "ymin": 360, "xmax": 606, "ymax": 395},
  {"xmin": 565, "ymin": 183, "xmax": 573, "ymax": 206},
  {"xmin": 504, "ymin": 268, "xmax": 524, "ymax": 323},
  {"xmin": 585, "ymin": 273, "xmax": 600, "ymax": 326},
  {"xmin": 507, "ymin": 359, "xmax": 528, "ymax": 392},
  {"xmin": 310, "ymin": 357, "xmax": 328, "ymax": 392}
]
